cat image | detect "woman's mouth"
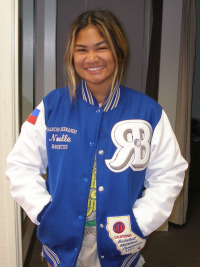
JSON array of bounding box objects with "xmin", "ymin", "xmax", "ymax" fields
[{"xmin": 86, "ymin": 66, "xmax": 104, "ymax": 72}]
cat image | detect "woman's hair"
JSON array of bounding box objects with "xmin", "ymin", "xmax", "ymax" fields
[{"xmin": 64, "ymin": 9, "xmax": 128, "ymax": 100}]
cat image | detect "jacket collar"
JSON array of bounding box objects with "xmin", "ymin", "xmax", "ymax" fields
[{"xmin": 81, "ymin": 80, "xmax": 120, "ymax": 112}]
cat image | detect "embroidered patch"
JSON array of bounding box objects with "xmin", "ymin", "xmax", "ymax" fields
[
  {"xmin": 47, "ymin": 126, "xmax": 78, "ymax": 150},
  {"xmin": 106, "ymin": 216, "xmax": 146, "ymax": 255},
  {"xmin": 26, "ymin": 108, "xmax": 40, "ymax": 125},
  {"xmin": 113, "ymin": 222, "xmax": 125, "ymax": 234},
  {"xmin": 105, "ymin": 120, "xmax": 152, "ymax": 173}
]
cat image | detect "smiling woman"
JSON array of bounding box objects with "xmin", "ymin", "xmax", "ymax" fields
[
  {"xmin": 6, "ymin": 8, "xmax": 187, "ymax": 267},
  {"xmin": 65, "ymin": 9, "xmax": 128, "ymax": 102},
  {"xmin": 73, "ymin": 25, "xmax": 115, "ymax": 103}
]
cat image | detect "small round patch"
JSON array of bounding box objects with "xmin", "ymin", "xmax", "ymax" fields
[
  {"xmin": 134, "ymin": 139, "xmax": 141, "ymax": 147},
  {"xmin": 113, "ymin": 222, "xmax": 125, "ymax": 234}
]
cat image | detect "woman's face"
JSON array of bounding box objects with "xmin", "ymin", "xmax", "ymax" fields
[{"xmin": 73, "ymin": 25, "xmax": 115, "ymax": 92}]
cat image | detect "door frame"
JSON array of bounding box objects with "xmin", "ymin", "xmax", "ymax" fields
[{"xmin": 0, "ymin": 0, "xmax": 22, "ymax": 266}]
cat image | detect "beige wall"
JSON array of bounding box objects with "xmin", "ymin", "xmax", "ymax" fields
[{"xmin": 0, "ymin": 0, "xmax": 22, "ymax": 266}]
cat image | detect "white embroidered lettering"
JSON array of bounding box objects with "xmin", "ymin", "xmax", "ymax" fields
[
  {"xmin": 47, "ymin": 127, "xmax": 77, "ymax": 134},
  {"xmin": 51, "ymin": 144, "xmax": 68, "ymax": 150},
  {"xmin": 49, "ymin": 134, "xmax": 71, "ymax": 143},
  {"xmin": 105, "ymin": 120, "xmax": 152, "ymax": 172}
]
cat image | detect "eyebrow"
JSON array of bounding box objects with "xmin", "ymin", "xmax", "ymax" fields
[{"xmin": 75, "ymin": 41, "xmax": 107, "ymax": 48}]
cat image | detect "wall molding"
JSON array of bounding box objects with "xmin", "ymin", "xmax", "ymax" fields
[{"xmin": 0, "ymin": 0, "xmax": 22, "ymax": 266}]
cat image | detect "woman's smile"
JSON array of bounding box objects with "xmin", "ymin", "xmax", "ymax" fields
[{"xmin": 86, "ymin": 66, "xmax": 104, "ymax": 72}]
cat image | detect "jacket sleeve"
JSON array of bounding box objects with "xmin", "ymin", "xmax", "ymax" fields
[
  {"xmin": 132, "ymin": 110, "xmax": 188, "ymax": 236},
  {"xmin": 6, "ymin": 101, "xmax": 51, "ymax": 225}
]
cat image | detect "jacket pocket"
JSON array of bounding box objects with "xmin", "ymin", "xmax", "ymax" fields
[
  {"xmin": 42, "ymin": 245, "xmax": 61, "ymax": 267},
  {"xmin": 37, "ymin": 202, "xmax": 51, "ymax": 223},
  {"xmin": 106, "ymin": 215, "xmax": 146, "ymax": 255}
]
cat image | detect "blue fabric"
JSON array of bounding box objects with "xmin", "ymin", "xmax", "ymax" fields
[
  {"xmin": 37, "ymin": 202, "xmax": 51, "ymax": 223},
  {"xmin": 37, "ymin": 84, "xmax": 162, "ymax": 266}
]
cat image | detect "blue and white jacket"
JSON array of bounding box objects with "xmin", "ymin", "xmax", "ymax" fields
[{"xmin": 6, "ymin": 81, "xmax": 187, "ymax": 267}]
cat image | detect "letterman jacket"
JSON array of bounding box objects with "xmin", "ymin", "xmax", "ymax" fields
[{"xmin": 6, "ymin": 81, "xmax": 188, "ymax": 267}]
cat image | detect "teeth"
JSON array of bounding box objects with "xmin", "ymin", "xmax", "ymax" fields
[{"xmin": 87, "ymin": 66, "xmax": 103, "ymax": 71}]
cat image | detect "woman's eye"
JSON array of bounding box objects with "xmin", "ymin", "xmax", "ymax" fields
[
  {"xmin": 78, "ymin": 49, "xmax": 86, "ymax": 52},
  {"xmin": 75, "ymin": 48, "xmax": 87, "ymax": 52},
  {"xmin": 98, "ymin": 47, "xmax": 107, "ymax": 51}
]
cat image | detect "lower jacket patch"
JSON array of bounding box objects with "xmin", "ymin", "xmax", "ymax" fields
[{"xmin": 106, "ymin": 216, "xmax": 146, "ymax": 255}]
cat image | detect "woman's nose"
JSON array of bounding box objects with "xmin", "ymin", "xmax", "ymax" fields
[{"xmin": 86, "ymin": 51, "xmax": 98, "ymax": 62}]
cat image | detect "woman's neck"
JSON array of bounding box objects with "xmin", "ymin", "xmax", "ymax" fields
[{"xmin": 86, "ymin": 81, "xmax": 111, "ymax": 104}]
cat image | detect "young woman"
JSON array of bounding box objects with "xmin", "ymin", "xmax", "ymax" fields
[{"xmin": 6, "ymin": 10, "xmax": 187, "ymax": 267}]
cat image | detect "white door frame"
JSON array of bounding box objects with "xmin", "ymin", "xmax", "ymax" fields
[{"xmin": 0, "ymin": 0, "xmax": 22, "ymax": 266}]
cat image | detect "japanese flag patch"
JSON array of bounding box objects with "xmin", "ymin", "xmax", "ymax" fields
[{"xmin": 27, "ymin": 108, "xmax": 40, "ymax": 125}]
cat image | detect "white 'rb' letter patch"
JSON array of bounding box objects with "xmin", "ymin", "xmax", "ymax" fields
[{"xmin": 105, "ymin": 120, "xmax": 152, "ymax": 172}]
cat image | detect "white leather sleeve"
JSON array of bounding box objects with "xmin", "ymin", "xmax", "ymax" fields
[
  {"xmin": 132, "ymin": 110, "xmax": 188, "ymax": 236},
  {"xmin": 6, "ymin": 101, "xmax": 51, "ymax": 225}
]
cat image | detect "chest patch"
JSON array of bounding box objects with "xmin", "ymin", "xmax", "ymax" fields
[
  {"xmin": 105, "ymin": 120, "xmax": 152, "ymax": 172},
  {"xmin": 106, "ymin": 216, "xmax": 146, "ymax": 255},
  {"xmin": 47, "ymin": 126, "xmax": 78, "ymax": 150}
]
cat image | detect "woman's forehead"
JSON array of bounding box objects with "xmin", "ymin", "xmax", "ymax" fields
[{"xmin": 75, "ymin": 25, "xmax": 106, "ymax": 45}]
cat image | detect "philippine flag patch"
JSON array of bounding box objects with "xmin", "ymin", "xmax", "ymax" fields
[{"xmin": 27, "ymin": 108, "xmax": 40, "ymax": 125}]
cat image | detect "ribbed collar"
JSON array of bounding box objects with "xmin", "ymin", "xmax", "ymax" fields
[{"xmin": 81, "ymin": 80, "xmax": 120, "ymax": 112}]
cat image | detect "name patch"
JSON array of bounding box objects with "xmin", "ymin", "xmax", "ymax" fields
[{"xmin": 47, "ymin": 127, "xmax": 77, "ymax": 150}]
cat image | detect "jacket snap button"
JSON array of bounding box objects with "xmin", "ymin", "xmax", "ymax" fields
[
  {"xmin": 89, "ymin": 142, "xmax": 94, "ymax": 147},
  {"xmin": 101, "ymin": 255, "xmax": 104, "ymax": 259},
  {"xmin": 78, "ymin": 215, "xmax": 83, "ymax": 221},
  {"xmin": 100, "ymin": 224, "xmax": 104, "ymax": 228},
  {"xmin": 99, "ymin": 186, "xmax": 104, "ymax": 192},
  {"xmin": 96, "ymin": 109, "xmax": 101, "ymax": 114},
  {"xmin": 99, "ymin": 150, "xmax": 104, "ymax": 155}
]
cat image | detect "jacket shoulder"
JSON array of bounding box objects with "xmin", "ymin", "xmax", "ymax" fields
[
  {"xmin": 121, "ymin": 85, "xmax": 162, "ymax": 110},
  {"xmin": 42, "ymin": 87, "xmax": 71, "ymax": 124},
  {"xmin": 43, "ymin": 87, "xmax": 70, "ymax": 105},
  {"xmin": 120, "ymin": 85, "xmax": 163, "ymax": 130}
]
